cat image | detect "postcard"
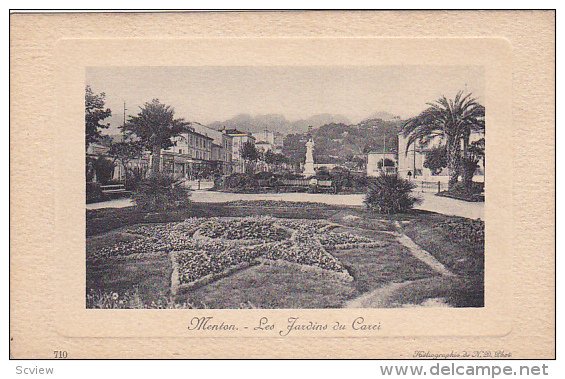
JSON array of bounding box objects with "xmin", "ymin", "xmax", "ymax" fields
[{"xmin": 10, "ymin": 11, "xmax": 555, "ymax": 358}]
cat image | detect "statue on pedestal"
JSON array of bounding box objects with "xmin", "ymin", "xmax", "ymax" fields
[{"xmin": 303, "ymin": 135, "xmax": 316, "ymax": 177}]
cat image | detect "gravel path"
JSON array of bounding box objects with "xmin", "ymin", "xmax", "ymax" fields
[
  {"xmin": 345, "ymin": 221, "xmax": 455, "ymax": 308},
  {"xmin": 393, "ymin": 222, "xmax": 454, "ymax": 277},
  {"xmin": 86, "ymin": 190, "xmax": 483, "ymax": 219}
]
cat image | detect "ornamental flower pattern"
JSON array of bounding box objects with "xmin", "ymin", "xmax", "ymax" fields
[{"xmin": 88, "ymin": 216, "xmax": 384, "ymax": 286}]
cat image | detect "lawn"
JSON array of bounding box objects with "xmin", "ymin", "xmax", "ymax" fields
[{"xmin": 86, "ymin": 201, "xmax": 484, "ymax": 309}]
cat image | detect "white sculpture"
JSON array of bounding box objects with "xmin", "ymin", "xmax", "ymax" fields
[{"xmin": 303, "ymin": 137, "xmax": 316, "ymax": 176}]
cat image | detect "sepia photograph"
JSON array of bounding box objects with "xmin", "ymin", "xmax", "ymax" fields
[{"xmin": 85, "ymin": 66, "xmax": 485, "ymax": 310}]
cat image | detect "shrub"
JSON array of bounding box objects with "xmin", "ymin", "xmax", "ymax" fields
[
  {"xmin": 254, "ymin": 171, "xmax": 275, "ymax": 180},
  {"xmin": 94, "ymin": 157, "xmax": 115, "ymax": 184},
  {"xmin": 86, "ymin": 182, "xmax": 105, "ymax": 204},
  {"xmin": 279, "ymin": 171, "xmax": 303, "ymax": 180},
  {"xmin": 253, "ymin": 171, "xmax": 283, "ymax": 187},
  {"xmin": 86, "ymin": 157, "xmax": 97, "ymax": 182},
  {"xmin": 125, "ymin": 167, "xmax": 146, "ymax": 191},
  {"xmin": 315, "ymin": 167, "xmax": 331, "ymax": 179},
  {"xmin": 424, "ymin": 145, "xmax": 448, "ymax": 175},
  {"xmin": 437, "ymin": 181, "xmax": 484, "ymax": 202},
  {"xmin": 133, "ymin": 174, "xmax": 191, "ymax": 211},
  {"xmin": 364, "ymin": 174, "xmax": 421, "ymax": 214},
  {"xmin": 439, "ymin": 218, "xmax": 484, "ymax": 248},
  {"xmin": 224, "ymin": 173, "xmax": 258, "ymax": 189}
]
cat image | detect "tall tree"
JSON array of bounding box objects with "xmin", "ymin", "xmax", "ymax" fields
[
  {"xmin": 460, "ymin": 138, "xmax": 485, "ymax": 191},
  {"xmin": 402, "ymin": 91, "xmax": 485, "ymax": 190},
  {"xmin": 240, "ymin": 142, "xmax": 259, "ymax": 173},
  {"xmin": 122, "ymin": 99, "xmax": 190, "ymax": 176},
  {"xmin": 85, "ymin": 85, "xmax": 112, "ymax": 147}
]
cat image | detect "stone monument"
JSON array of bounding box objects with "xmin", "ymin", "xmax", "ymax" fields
[{"xmin": 303, "ymin": 136, "xmax": 316, "ymax": 177}]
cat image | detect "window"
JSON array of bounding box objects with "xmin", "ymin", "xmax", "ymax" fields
[{"xmin": 179, "ymin": 149, "xmax": 183, "ymax": 154}]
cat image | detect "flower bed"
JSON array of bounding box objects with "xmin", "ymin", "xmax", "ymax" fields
[
  {"xmin": 90, "ymin": 216, "xmax": 384, "ymax": 290},
  {"xmin": 198, "ymin": 217, "xmax": 290, "ymax": 241},
  {"xmin": 88, "ymin": 221, "xmax": 201, "ymax": 262},
  {"xmin": 172, "ymin": 239, "xmax": 266, "ymax": 284},
  {"xmin": 124, "ymin": 219, "xmax": 200, "ymax": 239},
  {"xmin": 318, "ymin": 231, "xmax": 382, "ymax": 249},
  {"xmin": 438, "ymin": 218, "xmax": 485, "ymax": 248},
  {"xmin": 260, "ymin": 240, "xmax": 346, "ymax": 273}
]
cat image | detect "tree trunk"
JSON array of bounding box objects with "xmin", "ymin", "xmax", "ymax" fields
[
  {"xmin": 150, "ymin": 144, "xmax": 161, "ymax": 177},
  {"xmin": 447, "ymin": 139, "xmax": 460, "ymax": 190},
  {"xmin": 121, "ymin": 160, "xmax": 128, "ymax": 188},
  {"xmin": 462, "ymin": 159, "xmax": 477, "ymax": 193}
]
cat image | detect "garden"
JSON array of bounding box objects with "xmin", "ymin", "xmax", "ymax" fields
[
  {"xmin": 87, "ymin": 200, "xmax": 484, "ymax": 309},
  {"xmin": 83, "ymin": 86, "xmax": 486, "ymax": 309},
  {"xmin": 215, "ymin": 168, "xmax": 369, "ymax": 194}
]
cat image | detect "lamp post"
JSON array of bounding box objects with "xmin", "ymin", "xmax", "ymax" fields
[
  {"xmin": 413, "ymin": 139, "xmax": 417, "ymax": 179},
  {"xmin": 382, "ymin": 134, "xmax": 386, "ymax": 174}
]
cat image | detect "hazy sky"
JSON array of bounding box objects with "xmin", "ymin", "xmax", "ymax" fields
[{"xmin": 86, "ymin": 66, "xmax": 484, "ymax": 132}]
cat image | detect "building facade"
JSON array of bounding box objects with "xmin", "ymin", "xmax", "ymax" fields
[
  {"xmin": 161, "ymin": 128, "xmax": 214, "ymax": 179},
  {"xmin": 252, "ymin": 129, "xmax": 283, "ymax": 154},
  {"xmin": 366, "ymin": 151, "xmax": 397, "ymax": 177},
  {"xmin": 224, "ymin": 129, "xmax": 256, "ymax": 173},
  {"xmin": 254, "ymin": 141, "xmax": 273, "ymax": 153},
  {"xmin": 191, "ymin": 123, "xmax": 233, "ymax": 174},
  {"xmin": 397, "ymin": 132, "xmax": 485, "ymax": 182}
]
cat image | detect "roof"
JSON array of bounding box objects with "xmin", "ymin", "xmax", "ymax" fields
[
  {"xmin": 367, "ymin": 150, "xmax": 396, "ymax": 155},
  {"xmin": 86, "ymin": 143, "xmax": 109, "ymax": 155},
  {"xmin": 189, "ymin": 129, "xmax": 214, "ymax": 140},
  {"xmin": 224, "ymin": 129, "xmax": 255, "ymax": 138},
  {"xmin": 190, "ymin": 122, "xmax": 230, "ymax": 144}
]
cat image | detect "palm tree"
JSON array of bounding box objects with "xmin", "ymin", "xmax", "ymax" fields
[
  {"xmin": 460, "ymin": 137, "xmax": 485, "ymax": 191},
  {"xmin": 403, "ymin": 91, "xmax": 485, "ymax": 190}
]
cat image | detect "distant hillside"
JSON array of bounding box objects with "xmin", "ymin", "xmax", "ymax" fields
[
  {"xmin": 290, "ymin": 114, "xmax": 351, "ymax": 132},
  {"xmin": 282, "ymin": 118, "xmax": 403, "ymax": 164},
  {"xmin": 363, "ymin": 111, "xmax": 401, "ymax": 122},
  {"xmin": 207, "ymin": 113, "xmax": 351, "ymax": 135}
]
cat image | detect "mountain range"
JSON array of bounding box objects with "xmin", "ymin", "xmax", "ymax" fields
[{"xmin": 207, "ymin": 112, "xmax": 399, "ymax": 135}]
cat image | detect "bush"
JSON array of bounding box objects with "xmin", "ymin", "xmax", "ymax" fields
[
  {"xmin": 328, "ymin": 167, "xmax": 369, "ymax": 193},
  {"xmin": 94, "ymin": 157, "xmax": 115, "ymax": 184},
  {"xmin": 224, "ymin": 173, "xmax": 258, "ymax": 189},
  {"xmin": 424, "ymin": 145, "xmax": 448, "ymax": 175},
  {"xmin": 364, "ymin": 174, "xmax": 421, "ymax": 214},
  {"xmin": 86, "ymin": 157, "xmax": 97, "ymax": 182},
  {"xmin": 437, "ymin": 182, "xmax": 484, "ymax": 202},
  {"xmin": 439, "ymin": 218, "xmax": 484, "ymax": 248},
  {"xmin": 125, "ymin": 167, "xmax": 146, "ymax": 191},
  {"xmin": 86, "ymin": 182, "xmax": 105, "ymax": 204},
  {"xmin": 133, "ymin": 174, "xmax": 191, "ymax": 211},
  {"xmin": 254, "ymin": 171, "xmax": 275, "ymax": 180},
  {"xmin": 279, "ymin": 171, "xmax": 303, "ymax": 180}
]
